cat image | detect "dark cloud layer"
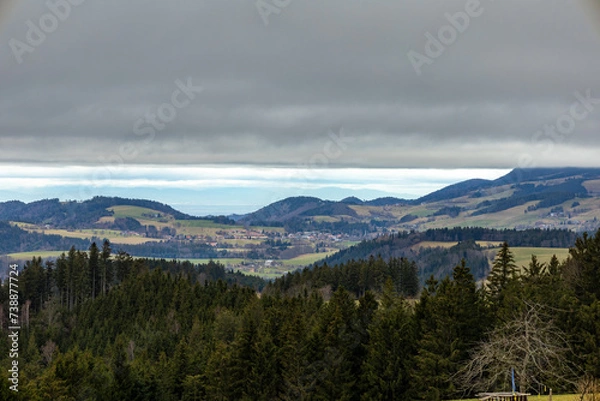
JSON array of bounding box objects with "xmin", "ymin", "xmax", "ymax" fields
[{"xmin": 1, "ymin": 0, "xmax": 600, "ymax": 168}]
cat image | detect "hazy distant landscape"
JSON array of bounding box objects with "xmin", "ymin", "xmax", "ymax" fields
[{"xmin": 1, "ymin": 167, "xmax": 596, "ymax": 280}]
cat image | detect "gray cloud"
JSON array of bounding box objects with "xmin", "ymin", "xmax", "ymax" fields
[
  {"xmin": 1, "ymin": 0, "xmax": 600, "ymax": 168},
  {"xmin": 0, "ymin": 0, "xmax": 18, "ymax": 26}
]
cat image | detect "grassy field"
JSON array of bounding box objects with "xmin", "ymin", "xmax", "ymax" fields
[
  {"xmin": 412, "ymin": 241, "xmax": 459, "ymax": 249},
  {"xmin": 243, "ymin": 268, "xmax": 292, "ymax": 280},
  {"xmin": 107, "ymin": 205, "xmax": 178, "ymax": 231},
  {"xmin": 176, "ymin": 219, "xmax": 238, "ymax": 230},
  {"xmin": 281, "ymin": 251, "xmax": 338, "ymax": 266},
  {"xmin": 108, "ymin": 205, "xmax": 174, "ymax": 221},
  {"xmin": 5, "ymin": 250, "xmax": 68, "ymax": 260},
  {"xmin": 14, "ymin": 224, "xmax": 161, "ymax": 245},
  {"xmin": 509, "ymin": 246, "xmax": 570, "ymax": 267},
  {"xmin": 174, "ymin": 220, "xmax": 262, "ymax": 237},
  {"xmin": 312, "ymin": 215, "xmax": 342, "ymax": 223},
  {"xmin": 179, "ymin": 258, "xmax": 246, "ymax": 266},
  {"xmin": 584, "ymin": 179, "xmax": 600, "ymax": 193},
  {"xmin": 219, "ymin": 239, "xmax": 264, "ymax": 246},
  {"xmin": 476, "ymin": 240, "xmax": 504, "ymax": 248}
]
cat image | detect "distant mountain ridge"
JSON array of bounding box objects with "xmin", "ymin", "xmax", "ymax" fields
[
  {"xmin": 2, "ymin": 168, "xmax": 600, "ymax": 232},
  {"xmin": 239, "ymin": 168, "xmax": 600, "ymax": 232}
]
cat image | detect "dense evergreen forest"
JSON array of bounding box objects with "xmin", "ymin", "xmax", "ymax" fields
[
  {"xmin": 266, "ymin": 256, "xmax": 421, "ymax": 299},
  {"xmin": 318, "ymin": 227, "xmax": 578, "ymax": 282},
  {"xmin": 2, "ymin": 230, "xmax": 600, "ymax": 400},
  {"xmin": 0, "ymin": 222, "xmax": 91, "ymax": 255},
  {"xmin": 0, "ymin": 197, "xmax": 235, "ymax": 230}
]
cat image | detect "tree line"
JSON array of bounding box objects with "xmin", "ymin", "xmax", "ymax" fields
[{"xmin": 1, "ymin": 230, "xmax": 600, "ymax": 399}]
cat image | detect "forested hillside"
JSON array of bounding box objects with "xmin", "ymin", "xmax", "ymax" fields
[
  {"xmin": 2, "ymin": 230, "xmax": 600, "ymax": 399},
  {"xmin": 0, "ymin": 197, "xmax": 228, "ymax": 229},
  {"xmin": 0, "ymin": 223, "xmax": 225, "ymax": 261},
  {"xmin": 0, "ymin": 222, "xmax": 90, "ymax": 255},
  {"xmin": 267, "ymin": 255, "xmax": 421, "ymax": 299},
  {"xmin": 318, "ymin": 227, "xmax": 578, "ymax": 281}
]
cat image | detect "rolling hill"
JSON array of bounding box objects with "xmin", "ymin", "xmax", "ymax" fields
[
  {"xmin": 0, "ymin": 196, "xmax": 232, "ymax": 229},
  {"xmin": 2, "ymin": 167, "xmax": 600, "ymax": 280},
  {"xmin": 239, "ymin": 168, "xmax": 600, "ymax": 233}
]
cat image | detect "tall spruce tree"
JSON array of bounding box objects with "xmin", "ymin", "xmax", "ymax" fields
[
  {"xmin": 22, "ymin": 256, "xmax": 46, "ymax": 312},
  {"xmin": 361, "ymin": 280, "xmax": 415, "ymax": 400},
  {"xmin": 414, "ymin": 261, "xmax": 488, "ymax": 400},
  {"xmin": 487, "ymin": 241, "xmax": 517, "ymax": 308},
  {"xmin": 89, "ymin": 242, "xmax": 100, "ymax": 300},
  {"xmin": 100, "ymin": 239, "xmax": 113, "ymax": 295},
  {"xmin": 308, "ymin": 287, "xmax": 359, "ymax": 400},
  {"xmin": 566, "ymin": 229, "xmax": 600, "ymax": 304}
]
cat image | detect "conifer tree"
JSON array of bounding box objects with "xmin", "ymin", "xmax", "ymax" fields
[
  {"xmin": 22, "ymin": 256, "xmax": 46, "ymax": 312},
  {"xmin": 89, "ymin": 242, "xmax": 100, "ymax": 300},
  {"xmin": 111, "ymin": 336, "xmax": 135, "ymax": 400},
  {"xmin": 566, "ymin": 229, "xmax": 600, "ymax": 304},
  {"xmin": 115, "ymin": 250, "xmax": 133, "ymax": 283},
  {"xmin": 73, "ymin": 249, "xmax": 89, "ymax": 307},
  {"xmin": 44, "ymin": 259, "xmax": 55, "ymax": 301},
  {"xmin": 66, "ymin": 246, "xmax": 76, "ymax": 310},
  {"xmin": 308, "ymin": 287, "xmax": 359, "ymax": 400},
  {"xmin": 100, "ymin": 239, "xmax": 113, "ymax": 295},
  {"xmin": 362, "ymin": 283, "xmax": 415, "ymax": 400},
  {"xmin": 55, "ymin": 253, "xmax": 67, "ymax": 307},
  {"xmin": 279, "ymin": 299, "xmax": 312, "ymax": 400},
  {"xmin": 487, "ymin": 241, "xmax": 517, "ymax": 308},
  {"xmin": 414, "ymin": 261, "xmax": 488, "ymax": 400},
  {"xmin": 523, "ymin": 254, "xmax": 546, "ymax": 279}
]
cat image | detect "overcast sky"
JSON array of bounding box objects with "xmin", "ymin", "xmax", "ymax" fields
[{"xmin": 1, "ymin": 0, "xmax": 599, "ymax": 213}]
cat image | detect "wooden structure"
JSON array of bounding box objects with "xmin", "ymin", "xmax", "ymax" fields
[{"xmin": 478, "ymin": 392, "xmax": 530, "ymax": 401}]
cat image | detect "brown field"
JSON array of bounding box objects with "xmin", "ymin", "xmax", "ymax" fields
[
  {"xmin": 410, "ymin": 241, "xmax": 458, "ymax": 250},
  {"xmin": 280, "ymin": 251, "xmax": 338, "ymax": 266},
  {"xmin": 14, "ymin": 224, "xmax": 161, "ymax": 245},
  {"xmin": 312, "ymin": 215, "xmax": 342, "ymax": 223},
  {"xmin": 583, "ymin": 179, "xmax": 600, "ymax": 193}
]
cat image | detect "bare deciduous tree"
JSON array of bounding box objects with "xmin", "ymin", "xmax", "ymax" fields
[
  {"xmin": 456, "ymin": 303, "xmax": 579, "ymax": 394},
  {"xmin": 577, "ymin": 375, "xmax": 599, "ymax": 401}
]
